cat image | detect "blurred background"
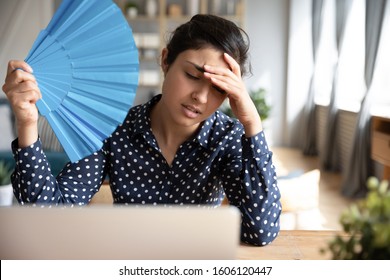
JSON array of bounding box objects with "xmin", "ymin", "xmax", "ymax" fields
[{"xmin": 1, "ymin": 0, "xmax": 389, "ymax": 230}]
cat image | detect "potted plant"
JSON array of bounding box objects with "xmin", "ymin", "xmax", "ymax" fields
[
  {"xmin": 221, "ymin": 87, "xmax": 271, "ymax": 121},
  {"xmin": 0, "ymin": 161, "xmax": 13, "ymax": 206},
  {"xmin": 125, "ymin": 1, "xmax": 138, "ymax": 18},
  {"xmin": 322, "ymin": 176, "xmax": 390, "ymax": 259}
]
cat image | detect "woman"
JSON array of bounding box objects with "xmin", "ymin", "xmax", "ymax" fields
[{"xmin": 2, "ymin": 14, "xmax": 281, "ymax": 246}]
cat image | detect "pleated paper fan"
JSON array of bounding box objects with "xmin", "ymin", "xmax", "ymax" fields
[{"xmin": 25, "ymin": 0, "xmax": 139, "ymax": 162}]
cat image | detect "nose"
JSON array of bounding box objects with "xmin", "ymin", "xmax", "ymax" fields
[{"xmin": 192, "ymin": 83, "xmax": 211, "ymax": 103}]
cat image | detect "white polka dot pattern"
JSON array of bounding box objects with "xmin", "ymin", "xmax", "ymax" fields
[{"xmin": 11, "ymin": 94, "xmax": 282, "ymax": 246}]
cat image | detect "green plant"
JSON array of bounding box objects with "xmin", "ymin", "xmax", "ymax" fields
[
  {"xmin": 322, "ymin": 176, "xmax": 390, "ymax": 259},
  {"xmin": 0, "ymin": 161, "xmax": 13, "ymax": 186},
  {"xmin": 125, "ymin": 1, "xmax": 138, "ymax": 9},
  {"xmin": 221, "ymin": 88, "xmax": 271, "ymax": 121}
]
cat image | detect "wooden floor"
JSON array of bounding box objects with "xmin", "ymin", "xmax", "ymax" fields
[{"xmin": 272, "ymin": 147, "xmax": 354, "ymax": 231}]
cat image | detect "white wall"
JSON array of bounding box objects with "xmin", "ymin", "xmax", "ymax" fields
[
  {"xmin": 284, "ymin": 0, "xmax": 313, "ymax": 147},
  {"xmin": 245, "ymin": 0, "xmax": 290, "ymax": 146},
  {"xmin": 0, "ymin": 0, "xmax": 53, "ymax": 87}
]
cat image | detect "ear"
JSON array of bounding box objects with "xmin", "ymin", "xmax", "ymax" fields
[{"xmin": 161, "ymin": 48, "xmax": 169, "ymax": 75}]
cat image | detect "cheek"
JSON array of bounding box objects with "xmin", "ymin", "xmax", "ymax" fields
[
  {"xmin": 163, "ymin": 72, "xmax": 189, "ymax": 92},
  {"xmin": 207, "ymin": 94, "xmax": 226, "ymax": 112}
]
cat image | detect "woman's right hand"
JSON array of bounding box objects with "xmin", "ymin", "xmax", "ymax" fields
[{"xmin": 2, "ymin": 60, "xmax": 41, "ymax": 147}]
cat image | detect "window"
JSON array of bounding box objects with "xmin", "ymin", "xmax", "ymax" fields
[
  {"xmin": 314, "ymin": 0, "xmax": 366, "ymax": 112},
  {"xmin": 336, "ymin": 0, "xmax": 365, "ymax": 112},
  {"xmin": 314, "ymin": 0, "xmax": 337, "ymax": 106},
  {"xmin": 370, "ymin": 3, "xmax": 390, "ymax": 117}
]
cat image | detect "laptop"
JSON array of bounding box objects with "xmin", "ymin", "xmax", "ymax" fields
[{"xmin": 0, "ymin": 205, "xmax": 240, "ymax": 260}]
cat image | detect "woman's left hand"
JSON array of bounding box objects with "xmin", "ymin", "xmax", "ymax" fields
[{"xmin": 203, "ymin": 53, "xmax": 262, "ymax": 137}]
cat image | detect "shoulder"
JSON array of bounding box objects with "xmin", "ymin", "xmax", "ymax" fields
[
  {"xmin": 104, "ymin": 96, "xmax": 157, "ymax": 144},
  {"xmin": 121, "ymin": 95, "xmax": 160, "ymax": 128}
]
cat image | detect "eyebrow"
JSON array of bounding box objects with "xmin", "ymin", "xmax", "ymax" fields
[
  {"xmin": 185, "ymin": 61, "xmax": 205, "ymax": 73},
  {"xmin": 185, "ymin": 61, "xmax": 226, "ymax": 94}
]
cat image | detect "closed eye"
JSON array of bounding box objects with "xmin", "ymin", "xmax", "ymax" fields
[
  {"xmin": 213, "ymin": 86, "xmax": 226, "ymax": 95},
  {"xmin": 185, "ymin": 72, "xmax": 200, "ymax": 80}
]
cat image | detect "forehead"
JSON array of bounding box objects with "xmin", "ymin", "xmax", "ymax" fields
[{"xmin": 175, "ymin": 48, "xmax": 228, "ymax": 68}]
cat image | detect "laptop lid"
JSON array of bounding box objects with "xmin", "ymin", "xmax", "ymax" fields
[{"xmin": 0, "ymin": 205, "xmax": 240, "ymax": 260}]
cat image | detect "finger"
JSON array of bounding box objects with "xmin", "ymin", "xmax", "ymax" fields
[
  {"xmin": 204, "ymin": 71, "xmax": 241, "ymax": 91},
  {"xmin": 208, "ymin": 77, "xmax": 229, "ymax": 95},
  {"xmin": 8, "ymin": 87, "xmax": 41, "ymax": 106},
  {"xmin": 2, "ymin": 75, "xmax": 41, "ymax": 102},
  {"xmin": 223, "ymin": 53, "xmax": 241, "ymax": 77},
  {"xmin": 203, "ymin": 69, "xmax": 239, "ymax": 87},
  {"xmin": 16, "ymin": 81, "xmax": 40, "ymax": 94},
  {"xmin": 203, "ymin": 66, "xmax": 240, "ymax": 86},
  {"xmin": 207, "ymin": 75, "xmax": 241, "ymax": 96},
  {"xmin": 3, "ymin": 69, "xmax": 37, "ymax": 92},
  {"xmin": 206, "ymin": 73, "xmax": 231, "ymax": 87},
  {"xmin": 203, "ymin": 64, "xmax": 230, "ymax": 76},
  {"xmin": 7, "ymin": 60, "xmax": 33, "ymax": 75}
]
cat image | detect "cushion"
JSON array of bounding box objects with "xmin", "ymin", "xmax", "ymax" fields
[{"xmin": 278, "ymin": 169, "xmax": 320, "ymax": 212}]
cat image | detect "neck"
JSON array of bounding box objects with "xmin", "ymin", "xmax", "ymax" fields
[
  {"xmin": 150, "ymin": 102, "xmax": 198, "ymax": 145},
  {"xmin": 150, "ymin": 102, "xmax": 200, "ymax": 166}
]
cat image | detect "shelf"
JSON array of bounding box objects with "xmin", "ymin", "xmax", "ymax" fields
[
  {"xmin": 114, "ymin": 0, "xmax": 245, "ymax": 103},
  {"xmin": 127, "ymin": 15, "xmax": 160, "ymax": 21},
  {"xmin": 371, "ymin": 116, "xmax": 390, "ymax": 180}
]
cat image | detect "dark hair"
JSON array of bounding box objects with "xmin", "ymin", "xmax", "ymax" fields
[{"xmin": 165, "ymin": 14, "xmax": 251, "ymax": 77}]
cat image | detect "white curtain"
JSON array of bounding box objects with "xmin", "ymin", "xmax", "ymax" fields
[
  {"xmin": 321, "ymin": 0, "xmax": 353, "ymax": 170},
  {"xmin": 302, "ymin": 0, "xmax": 325, "ymax": 155},
  {"xmin": 341, "ymin": 0, "xmax": 388, "ymax": 198}
]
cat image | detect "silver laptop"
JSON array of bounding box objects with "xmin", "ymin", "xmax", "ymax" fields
[{"xmin": 0, "ymin": 205, "xmax": 240, "ymax": 260}]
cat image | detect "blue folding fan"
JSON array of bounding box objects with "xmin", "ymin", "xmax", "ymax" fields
[{"xmin": 25, "ymin": 0, "xmax": 139, "ymax": 162}]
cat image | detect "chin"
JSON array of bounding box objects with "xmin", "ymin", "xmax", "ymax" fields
[{"xmin": 175, "ymin": 117, "xmax": 202, "ymax": 128}]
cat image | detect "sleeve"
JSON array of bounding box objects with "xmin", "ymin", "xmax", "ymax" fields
[
  {"xmin": 222, "ymin": 130, "xmax": 282, "ymax": 246},
  {"xmin": 11, "ymin": 138, "xmax": 108, "ymax": 205}
]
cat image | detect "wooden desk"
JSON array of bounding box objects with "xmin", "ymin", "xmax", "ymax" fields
[
  {"xmin": 371, "ymin": 116, "xmax": 390, "ymax": 180},
  {"xmin": 238, "ymin": 230, "xmax": 343, "ymax": 260}
]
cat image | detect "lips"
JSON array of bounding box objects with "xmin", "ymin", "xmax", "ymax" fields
[
  {"xmin": 184, "ymin": 105, "xmax": 201, "ymax": 114},
  {"xmin": 182, "ymin": 104, "xmax": 202, "ymax": 118}
]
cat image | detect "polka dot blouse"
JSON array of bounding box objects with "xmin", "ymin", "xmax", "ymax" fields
[{"xmin": 11, "ymin": 94, "xmax": 282, "ymax": 246}]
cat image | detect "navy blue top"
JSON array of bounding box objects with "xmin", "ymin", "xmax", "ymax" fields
[{"xmin": 11, "ymin": 94, "xmax": 282, "ymax": 246}]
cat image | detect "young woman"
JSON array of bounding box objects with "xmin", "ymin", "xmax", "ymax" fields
[{"xmin": 2, "ymin": 14, "xmax": 281, "ymax": 246}]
